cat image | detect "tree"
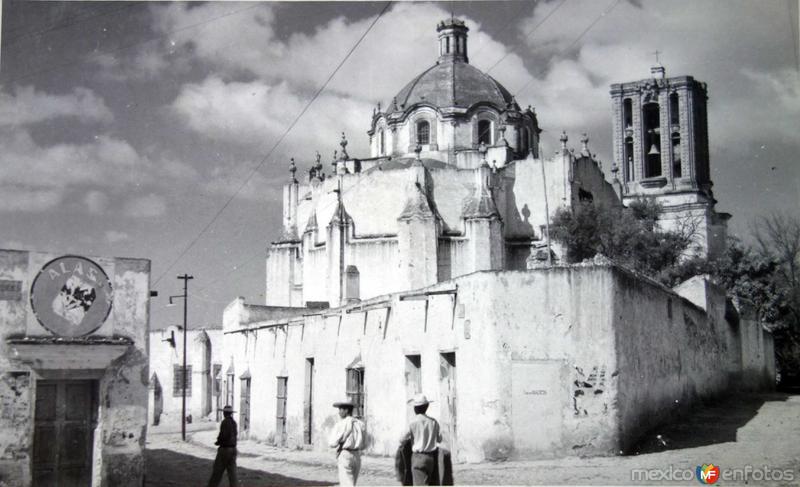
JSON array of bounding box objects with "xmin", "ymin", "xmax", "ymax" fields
[
  {"xmin": 753, "ymin": 213, "xmax": 800, "ymax": 325},
  {"xmin": 550, "ymin": 198, "xmax": 692, "ymax": 280}
]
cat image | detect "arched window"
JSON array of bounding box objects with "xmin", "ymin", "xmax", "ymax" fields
[
  {"xmin": 669, "ymin": 93, "xmax": 680, "ymax": 126},
  {"xmin": 416, "ymin": 120, "xmax": 430, "ymax": 145},
  {"xmin": 643, "ymin": 103, "xmax": 661, "ymax": 178},
  {"xmin": 478, "ymin": 120, "xmax": 492, "ymax": 145},
  {"xmin": 379, "ymin": 130, "xmax": 385, "ymax": 155},
  {"xmin": 672, "ymin": 132, "xmax": 682, "ymax": 177},
  {"xmin": 623, "ymin": 98, "xmax": 633, "ymax": 128}
]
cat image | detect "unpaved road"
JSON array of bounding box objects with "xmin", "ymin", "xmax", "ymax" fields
[{"xmin": 146, "ymin": 392, "xmax": 800, "ymax": 486}]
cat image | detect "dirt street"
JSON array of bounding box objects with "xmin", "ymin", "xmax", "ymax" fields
[{"xmin": 146, "ymin": 392, "xmax": 800, "ymax": 486}]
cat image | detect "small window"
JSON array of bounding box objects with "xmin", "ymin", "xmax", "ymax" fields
[
  {"xmin": 416, "ymin": 120, "xmax": 430, "ymax": 145},
  {"xmin": 379, "ymin": 130, "xmax": 385, "ymax": 155},
  {"xmin": 345, "ymin": 265, "xmax": 360, "ymax": 302},
  {"xmin": 478, "ymin": 120, "xmax": 492, "ymax": 145},
  {"xmin": 173, "ymin": 364, "xmax": 192, "ymax": 397},
  {"xmin": 212, "ymin": 364, "xmax": 222, "ymax": 396},
  {"xmin": 346, "ymin": 367, "xmax": 365, "ymax": 419},
  {"xmin": 226, "ymin": 372, "xmax": 234, "ymax": 407},
  {"xmin": 405, "ymin": 355, "xmax": 421, "ymax": 395},
  {"xmin": 445, "ymin": 36, "xmax": 450, "ymax": 54}
]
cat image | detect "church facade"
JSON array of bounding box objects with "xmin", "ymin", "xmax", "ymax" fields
[{"xmin": 202, "ymin": 18, "xmax": 771, "ymax": 463}]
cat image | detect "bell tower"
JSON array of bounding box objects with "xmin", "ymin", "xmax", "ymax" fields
[{"xmin": 610, "ymin": 64, "xmax": 729, "ymax": 258}]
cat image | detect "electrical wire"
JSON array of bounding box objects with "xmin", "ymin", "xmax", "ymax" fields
[{"xmin": 152, "ymin": 1, "xmax": 394, "ymax": 286}]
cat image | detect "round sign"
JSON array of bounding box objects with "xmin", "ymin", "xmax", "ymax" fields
[{"xmin": 30, "ymin": 256, "xmax": 113, "ymax": 337}]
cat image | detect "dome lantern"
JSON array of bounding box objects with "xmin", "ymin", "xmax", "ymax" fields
[{"xmin": 437, "ymin": 18, "xmax": 469, "ymax": 64}]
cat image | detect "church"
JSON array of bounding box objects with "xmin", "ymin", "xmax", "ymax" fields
[
  {"xmin": 265, "ymin": 18, "xmax": 729, "ymax": 308},
  {"xmin": 178, "ymin": 18, "xmax": 770, "ymax": 462}
]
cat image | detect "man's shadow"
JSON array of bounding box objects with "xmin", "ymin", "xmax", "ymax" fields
[{"xmin": 145, "ymin": 448, "xmax": 335, "ymax": 486}]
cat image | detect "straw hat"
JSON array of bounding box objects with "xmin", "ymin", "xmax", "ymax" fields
[
  {"xmin": 409, "ymin": 393, "xmax": 432, "ymax": 406},
  {"xmin": 333, "ymin": 398, "xmax": 354, "ymax": 408}
]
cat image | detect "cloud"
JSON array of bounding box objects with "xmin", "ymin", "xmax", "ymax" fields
[
  {"xmin": 0, "ymin": 186, "xmax": 63, "ymax": 212},
  {"xmin": 150, "ymin": 2, "xmax": 529, "ymax": 103},
  {"xmin": 105, "ymin": 230, "xmax": 130, "ymax": 244},
  {"xmin": 124, "ymin": 194, "xmax": 167, "ymax": 218},
  {"xmin": 0, "ymin": 85, "xmax": 113, "ymax": 126},
  {"xmin": 87, "ymin": 42, "xmax": 189, "ymax": 82},
  {"xmin": 500, "ymin": 0, "xmax": 799, "ymax": 160},
  {"xmin": 84, "ymin": 190, "xmax": 109, "ymax": 214},
  {"xmin": 171, "ymin": 76, "xmax": 372, "ymax": 153},
  {"xmin": 0, "ymin": 130, "xmax": 150, "ymax": 190}
]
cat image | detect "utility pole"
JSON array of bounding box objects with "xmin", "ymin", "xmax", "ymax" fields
[{"xmin": 169, "ymin": 274, "xmax": 193, "ymax": 441}]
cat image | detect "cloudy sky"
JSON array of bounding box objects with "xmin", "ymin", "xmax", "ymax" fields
[{"xmin": 1, "ymin": 0, "xmax": 798, "ymax": 328}]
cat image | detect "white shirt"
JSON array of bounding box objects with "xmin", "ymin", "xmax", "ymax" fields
[{"xmin": 329, "ymin": 416, "xmax": 362, "ymax": 450}]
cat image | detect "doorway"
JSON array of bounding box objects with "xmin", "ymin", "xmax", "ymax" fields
[
  {"xmin": 439, "ymin": 352, "xmax": 457, "ymax": 458},
  {"xmin": 276, "ymin": 376, "xmax": 288, "ymax": 446},
  {"xmin": 33, "ymin": 380, "xmax": 97, "ymax": 487},
  {"xmin": 303, "ymin": 359, "xmax": 314, "ymax": 445}
]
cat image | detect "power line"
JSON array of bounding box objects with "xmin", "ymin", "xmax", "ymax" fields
[
  {"xmin": 152, "ymin": 1, "xmax": 394, "ymax": 286},
  {"xmin": 2, "ymin": 3, "xmax": 99, "ymax": 36},
  {"xmin": 484, "ymin": 0, "xmax": 568, "ymax": 74},
  {"xmin": 2, "ymin": 3, "xmax": 262, "ymax": 85},
  {"xmin": 3, "ymin": 2, "xmax": 142, "ymax": 47},
  {"xmin": 514, "ymin": 0, "xmax": 622, "ymax": 98},
  {"xmin": 161, "ymin": 0, "xmax": 584, "ymax": 293},
  {"xmin": 789, "ymin": 0, "xmax": 800, "ymax": 74}
]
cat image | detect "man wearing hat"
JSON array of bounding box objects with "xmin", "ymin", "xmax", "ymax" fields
[
  {"xmin": 328, "ymin": 398, "xmax": 366, "ymax": 486},
  {"xmin": 207, "ymin": 405, "xmax": 238, "ymax": 487},
  {"xmin": 401, "ymin": 394, "xmax": 442, "ymax": 485}
]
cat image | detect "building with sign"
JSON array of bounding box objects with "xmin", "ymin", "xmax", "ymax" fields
[{"xmin": 0, "ymin": 249, "xmax": 151, "ymax": 487}]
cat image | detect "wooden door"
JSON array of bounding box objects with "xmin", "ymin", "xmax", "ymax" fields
[
  {"xmin": 239, "ymin": 378, "xmax": 251, "ymax": 433},
  {"xmin": 33, "ymin": 380, "xmax": 96, "ymax": 487},
  {"xmin": 276, "ymin": 377, "xmax": 288, "ymax": 446},
  {"xmin": 303, "ymin": 359, "xmax": 314, "ymax": 445},
  {"xmin": 439, "ymin": 353, "xmax": 457, "ymax": 458}
]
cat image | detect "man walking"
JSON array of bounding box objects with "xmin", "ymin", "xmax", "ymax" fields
[
  {"xmin": 329, "ymin": 398, "xmax": 366, "ymax": 486},
  {"xmin": 207, "ymin": 405, "xmax": 238, "ymax": 487},
  {"xmin": 401, "ymin": 394, "xmax": 442, "ymax": 485}
]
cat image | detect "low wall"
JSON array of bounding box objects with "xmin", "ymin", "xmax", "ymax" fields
[
  {"xmin": 220, "ymin": 264, "xmax": 773, "ymax": 463},
  {"xmin": 613, "ymin": 270, "xmax": 740, "ymax": 452}
]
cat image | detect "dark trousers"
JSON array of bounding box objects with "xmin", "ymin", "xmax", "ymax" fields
[
  {"xmin": 411, "ymin": 451, "xmax": 438, "ymax": 486},
  {"xmin": 208, "ymin": 446, "xmax": 238, "ymax": 487}
]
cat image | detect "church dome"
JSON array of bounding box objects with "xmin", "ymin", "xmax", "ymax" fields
[
  {"xmin": 385, "ymin": 18, "xmax": 516, "ymax": 115},
  {"xmin": 390, "ymin": 61, "xmax": 514, "ymax": 113}
]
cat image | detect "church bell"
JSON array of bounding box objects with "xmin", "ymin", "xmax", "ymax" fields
[{"xmin": 647, "ymin": 143, "xmax": 661, "ymax": 156}]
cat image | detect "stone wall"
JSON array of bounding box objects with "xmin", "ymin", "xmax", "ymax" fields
[
  {"xmin": 0, "ymin": 249, "xmax": 150, "ymax": 487},
  {"xmin": 222, "ymin": 264, "xmax": 772, "ymax": 463}
]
